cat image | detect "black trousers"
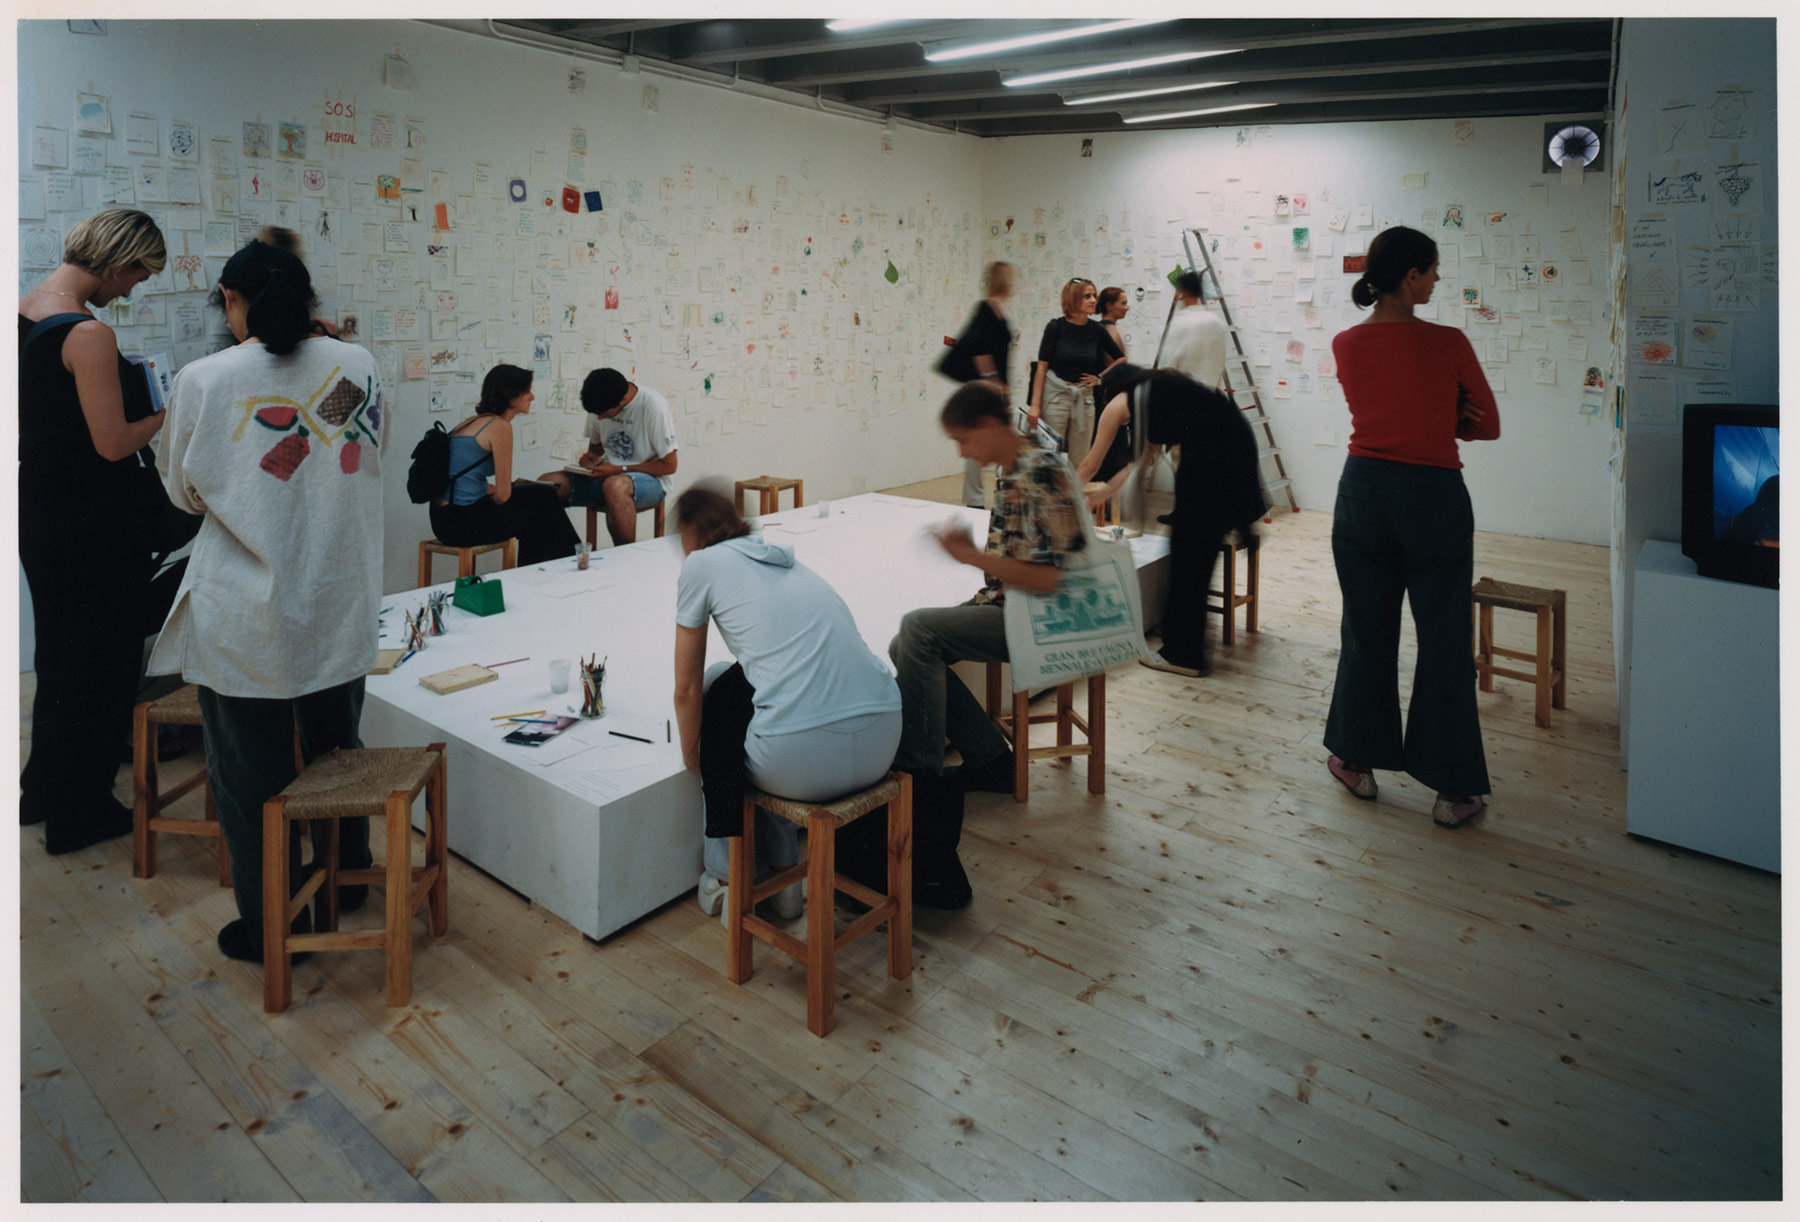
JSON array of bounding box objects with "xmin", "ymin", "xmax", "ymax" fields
[
  {"xmin": 18, "ymin": 501, "xmax": 152, "ymax": 842},
  {"xmin": 1157, "ymin": 511, "xmax": 1228, "ymax": 671},
  {"xmin": 699, "ymin": 663, "xmax": 755, "ymax": 839},
  {"xmin": 196, "ymin": 678, "xmax": 373, "ymax": 941},
  {"xmin": 430, "ymin": 482, "xmax": 579, "ymax": 566},
  {"xmin": 1323, "ymin": 456, "xmax": 1490, "ymax": 797}
]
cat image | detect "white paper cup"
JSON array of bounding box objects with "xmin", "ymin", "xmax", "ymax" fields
[{"xmin": 549, "ymin": 658, "xmax": 572, "ymax": 693}]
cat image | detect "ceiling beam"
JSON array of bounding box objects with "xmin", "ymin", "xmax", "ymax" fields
[{"xmin": 537, "ymin": 20, "xmax": 683, "ymax": 41}]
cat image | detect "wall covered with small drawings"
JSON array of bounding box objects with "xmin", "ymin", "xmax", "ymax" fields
[
  {"xmin": 16, "ymin": 19, "xmax": 987, "ymax": 597},
  {"xmin": 979, "ymin": 115, "xmax": 1617, "ymax": 545}
]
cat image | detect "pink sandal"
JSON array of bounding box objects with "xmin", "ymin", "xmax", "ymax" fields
[{"xmin": 1432, "ymin": 794, "xmax": 1486, "ymax": 828}]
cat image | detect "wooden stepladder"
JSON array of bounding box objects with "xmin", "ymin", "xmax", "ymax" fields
[{"xmin": 1150, "ymin": 228, "xmax": 1299, "ymax": 513}]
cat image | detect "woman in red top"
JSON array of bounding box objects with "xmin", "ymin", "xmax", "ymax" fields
[{"xmin": 1324, "ymin": 226, "xmax": 1499, "ymax": 828}]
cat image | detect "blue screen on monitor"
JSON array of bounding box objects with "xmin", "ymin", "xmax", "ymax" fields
[{"xmin": 1713, "ymin": 424, "xmax": 1778, "ymax": 544}]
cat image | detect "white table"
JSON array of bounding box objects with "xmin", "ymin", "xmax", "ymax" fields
[{"xmin": 363, "ymin": 494, "xmax": 1170, "ymax": 939}]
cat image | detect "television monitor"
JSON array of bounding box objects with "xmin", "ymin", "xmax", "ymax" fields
[{"xmin": 1680, "ymin": 403, "xmax": 1778, "ymax": 589}]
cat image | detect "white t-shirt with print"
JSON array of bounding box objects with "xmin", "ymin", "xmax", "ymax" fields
[{"xmin": 584, "ymin": 382, "xmax": 677, "ymax": 493}]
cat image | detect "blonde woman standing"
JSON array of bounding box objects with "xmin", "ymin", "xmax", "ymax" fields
[
  {"xmin": 941, "ymin": 261, "xmax": 1015, "ymax": 507},
  {"xmin": 1028, "ymin": 277, "xmax": 1123, "ymax": 468}
]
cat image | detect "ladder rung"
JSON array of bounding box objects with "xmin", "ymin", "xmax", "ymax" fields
[
  {"xmin": 1256, "ymin": 446, "xmax": 1279, "ymax": 459},
  {"xmin": 1242, "ymin": 414, "xmax": 1269, "ymax": 425},
  {"xmin": 1261, "ymin": 478, "xmax": 1292, "ymax": 492}
]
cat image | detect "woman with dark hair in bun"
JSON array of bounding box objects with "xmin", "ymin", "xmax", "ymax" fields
[
  {"xmin": 1323, "ymin": 225, "xmax": 1499, "ymax": 829},
  {"xmin": 150, "ymin": 239, "xmax": 387, "ymax": 962}
]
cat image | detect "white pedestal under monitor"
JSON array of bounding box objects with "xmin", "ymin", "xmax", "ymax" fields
[
  {"xmin": 362, "ymin": 494, "xmax": 1171, "ymax": 939},
  {"xmin": 1625, "ymin": 540, "xmax": 1779, "ymax": 872}
]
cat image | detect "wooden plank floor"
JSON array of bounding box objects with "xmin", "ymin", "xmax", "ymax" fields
[{"xmin": 17, "ymin": 477, "xmax": 1781, "ymax": 1201}]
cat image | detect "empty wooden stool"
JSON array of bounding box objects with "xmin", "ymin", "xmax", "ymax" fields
[
  {"xmin": 1208, "ymin": 537, "xmax": 1260, "ymax": 646},
  {"xmin": 585, "ymin": 501, "xmax": 666, "ymax": 547},
  {"xmin": 984, "ymin": 663, "xmax": 1106, "ymax": 802},
  {"xmin": 1471, "ymin": 577, "xmax": 1567, "ymax": 727},
  {"xmin": 1083, "ymin": 482, "xmax": 1119, "ymax": 528},
  {"xmin": 728, "ymin": 772, "xmax": 912, "ymax": 1037},
  {"xmin": 262, "ymin": 744, "xmax": 449, "ymax": 1013},
  {"xmin": 734, "ymin": 475, "xmax": 804, "ymax": 517},
  {"xmin": 131, "ymin": 684, "xmax": 229, "ymax": 886},
  {"xmin": 417, "ymin": 537, "xmax": 516, "ymax": 587}
]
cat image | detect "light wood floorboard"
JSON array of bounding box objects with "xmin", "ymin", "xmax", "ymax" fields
[{"xmin": 17, "ymin": 473, "xmax": 1780, "ymax": 1200}]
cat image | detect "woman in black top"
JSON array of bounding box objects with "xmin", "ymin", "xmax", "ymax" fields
[
  {"xmin": 1029, "ymin": 277, "xmax": 1123, "ymax": 467},
  {"xmin": 18, "ymin": 209, "xmax": 169, "ymax": 853},
  {"xmin": 943, "ymin": 261, "xmax": 1014, "ymax": 507},
  {"xmin": 1097, "ymin": 286, "xmax": 1130, "ymax": 361}
]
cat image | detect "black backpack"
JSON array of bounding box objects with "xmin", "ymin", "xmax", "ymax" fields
[{"xmin": 405, "ymin": 421, "xmax": 489, "ymax": 504}]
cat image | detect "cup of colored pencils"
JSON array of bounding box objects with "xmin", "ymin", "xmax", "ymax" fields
[
  {"xmin": 427, "ymin": 591, "xmax": 448, "ymax": 635},
  {"xmin": 579, "ymin": 654, "xmax": 607, "ymax": 719},
  {"xmin": 403, "ymin": 608, "xmax": 427, "ymax": 652}
]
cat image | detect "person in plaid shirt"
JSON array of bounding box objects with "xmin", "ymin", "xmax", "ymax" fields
[{"xmin": 890, "ymin": 381, "xmax": 1084, "ymax": 791}]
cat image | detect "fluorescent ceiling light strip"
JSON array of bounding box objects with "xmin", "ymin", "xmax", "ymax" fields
[
  {"xmin": 1005, "ymin": 49, "xmax": 1237, "ymax": 88},
  {"xmin": 926, "ymin": 18, "xmax": 1172, "ymax": 63},
  {"xmin": 1069, "ymin": 81, "xmax": 1237, "ymax": 106},
  {"xmin": 825, "ymin": 20, "xmax": 912, "ymax": 32},
  {"xmin": 1123, "ymin": 102, "xmax": 1277, "ymax": 123}
]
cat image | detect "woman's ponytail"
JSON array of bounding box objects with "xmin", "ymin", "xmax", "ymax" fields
[
  {"xmin": 215, "ymin": 239, "xmax": 319, "ymax": 356},
  {"xmin": 1352, "ymin": 226, "xmax": 1438, "ymax": 311},
  {"xmin": 1350, "ymin": 276, "xmax": 1380, "ymax": 309}
]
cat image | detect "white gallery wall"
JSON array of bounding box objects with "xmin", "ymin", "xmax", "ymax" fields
[
  {"xmin": 980, "ymin": 115, "xmax": 1617, "ymax": 545},
  {"xmin": 16, "ymin": 18, "xmax": 986, "ymax": 598}
]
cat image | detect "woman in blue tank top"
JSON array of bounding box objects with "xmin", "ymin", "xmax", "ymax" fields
[{"xmin": 428, "ymin": 364, "xmax": 579, "ymax": 566}]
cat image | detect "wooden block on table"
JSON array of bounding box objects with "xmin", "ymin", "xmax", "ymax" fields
[
  {"xmin": 370, "ymin": 648, "xmax": 405, "ymax": 675},
  {"xmin": 418, "ymin": 664, "xmax": 498, "ymax": 695}
]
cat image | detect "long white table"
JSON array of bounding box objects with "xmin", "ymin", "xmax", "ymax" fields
[{"xmin": 362, "ymin": 493, "xmax": 1169, "ymax": 940}]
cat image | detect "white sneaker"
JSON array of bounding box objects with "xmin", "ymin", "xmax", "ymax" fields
[{"xmin": 696, "ymin": 872, "xmax": 727, "ymax": 917}]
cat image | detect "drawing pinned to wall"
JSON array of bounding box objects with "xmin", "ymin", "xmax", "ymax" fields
[
  {"xmin": 584, "ymin": 190, "xmax": 603, "ymax": 212},
  {"xmin": 167, "ymin": 118, "xmax": 198, "ymax": 162},
  {"xmin": 1453, "ymin": 120, "xmax": 1475, "ymax": 146},
  {"xmin": 1707, "ymin": 88, "xmax": 1754, "ymax": 141},
  {"xmin": 242, "ymin": 121, "xmax": 271, "ymax": 159},
  {"xmin": 1682, "ymin": 315, "xmax": 1734, "ymax": 371},
  {"xmin": 1291, "ymin": 227, "xmax": 1309, "ymax": 251},
  {"xmin": 1272, "ymin": 194, "xmax": 1290, "ymax": 217},
  {"xmin": 1628, "ymin": 314, "xmax": 1678, "ymax": 365},
  {"xmin": 1401, "ymin": 172, "xmax": 1427, "ymax": 191},
  {"xmin": 561, "ymin": 187, "xmax": 579, "ymax": 213},
  {"xmin": 1441, "ymin": 203, "xmax": 1464, "ymax": 229},
  {"xmin": 321, "ymin": 91, "xmax": 357, "ymax": 153},
  {"xmin": 1353, "ymin": 203, "xmax": 1373, "ymax": 228},
  {"xmin": 1461, "ymin": 286, "xmax": 1481, "ymax": 307},
  {"xmin": 884, "ymin": 258, "xmax": 899, "ymax": 285},
  {"xmin": 376, "ymin": 173, "xmax": 401, "ymax": 202},
  {"xmin": 74, "ymin": 91, "xmax": 112, "ymax": 135},
  {"xmin": 507, "ymin": 178, "xmax": 527, "ymax": 203},
  {"xmin": 1647, "ymin": 167, "xmax": 1706, "ymax": 207},
  {"xmin": 404, "ymin": 116, "xmax": 427, "ymax": 150},
  {"xmin": 1711, "ymin": 162, "xmax": 1760, "ymax": 212},
  {"xmin": 277, "ymin": 121, "xmax": 306, "ymax": 159}
]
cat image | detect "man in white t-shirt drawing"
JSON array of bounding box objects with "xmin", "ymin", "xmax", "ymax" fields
[{"xmin": 539, "ymin": 367, "xmax": 679, "ymax": 545}]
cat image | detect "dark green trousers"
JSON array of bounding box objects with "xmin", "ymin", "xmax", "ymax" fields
[
  {"xmin": 1324, "ymin": 456, "xmax": 1491, "ymax": 797},
  {"xmin": 197, "ymin": 678, "xmax": 373, "ymax": 942}
]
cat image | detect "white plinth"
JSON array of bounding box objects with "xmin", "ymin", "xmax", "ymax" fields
[
  {"xmin": 1625, "ymin": 540, "xmax": 1779, "ymax": 872},
  {"xmin": 364, "ymin": 494, "xmax": 1170, "ymax": 939}
]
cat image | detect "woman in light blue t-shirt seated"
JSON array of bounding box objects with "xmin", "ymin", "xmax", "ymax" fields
[{"xmin": 672, "ymin": 484, "xmax": 901, "ymax": 921}]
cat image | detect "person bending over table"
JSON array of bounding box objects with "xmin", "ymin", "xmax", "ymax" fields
[
  {"xmin": 151, "ymin": 238, "xmax": 387, "ymax": 962},
  {"xmin": 1080, "ymin": 356, "xmax": 1266, "ymax": 680},
  {"xmin": 18, "ymin": 208, "xmax": 170, "ymax": 853},
  {"xmin": 890, "ymin": 381, "xmax": 1085, "ymax": 794},
  {"xmin": 431, "ymin": 364, "xmax": 579, "ymax": 566},
  {"xmin": 1028, "ymin": 277, "xmax": 1123, "ymax": 469},
  {"xmin": 672, "ymin": 485, "xmax": 901, "ymax": 921},
  {"xmin": 538, "ymin": 367, "xmax": 678, "ymax": 546}
]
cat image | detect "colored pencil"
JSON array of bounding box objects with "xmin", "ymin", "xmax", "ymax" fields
[
  {"xmin": 608, "ymin": 730, "xmax": 651, "ymax": 744},
  {"xmin": 491, "ymin": 709, "xmax": 547, "ymax": 720}
]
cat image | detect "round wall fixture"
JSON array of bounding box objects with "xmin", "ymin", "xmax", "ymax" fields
[{"xmin": 1543, "ymin": 120, "xmax": 1605, "ymax": 173}]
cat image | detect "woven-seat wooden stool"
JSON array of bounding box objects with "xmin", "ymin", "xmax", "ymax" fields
[
  {"xmin": 984, "ymin": 663, "xmax": 1106, "ymax": 802},
  {"xmin": 1471, "ymin": 577, "xmax": 1567, "ymax": 727},
  {"xmin": 728, "ymin": 772, "xmax": 913, "ymax": 1037},
  {"xmin": 262, "ymin": 744, "xmax": 448, "ymax": 1013},
  {"xmin": 1082, "ymin": 482, "xmax": 1119, "ymax": 528},
  {"xmin": 131, "ymin": 684, "xmax": 229, "ymax": 886},
  {"xmin": 417, "ymin": 537, "xmax": 516, "ymax": 587},
  {"xmin": 585, "ymin": 501, "xmax": 666, "ymax": 547},
  {"xmin": 1208, "ymin": 537, "xmax": 1261, "ymax": 645},
  {"xmin": 734, "ymin": 475, "xmax": 804, "ymax": 516}
]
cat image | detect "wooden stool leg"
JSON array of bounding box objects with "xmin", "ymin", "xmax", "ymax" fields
[
  {"xmin": 1220, "ymin": 544, "xmax": 1237, "ymax": 646},
  {"xmin": 426, "ymin": 744, "xmax": 449, "ymax": 936},
  {"xmin": 263, "ymin": 797, "xmax": 292, "ymax": 1014},
  {"xmin": 806, "ymin": 808, "xmax": 836, "ymax": 1037},
  {"xmin": 1056, "ymin": 683, "xmax": 1073, "ymax": 750},
  {"xmin": 762, "ymin": 489, "xmax": 777, "ymax": 516},
  {"xmin": 586, "ymin": 507, "xmax": 599, "ymax": 548},
  {"xmin": 727, "ymin": 800, "xmax": 756, "ymax": 983},
  {"xmin": 653, "ymin": 501, "xmax": 666, "ymax": 538},
  {"xmin": 887, "ymin": 775, "xmax": 913, "ymax": 981},
  {"xmin": 1477, "ymin": 603, "xmax": 1495, "ymax": 691},
  {"xmin": 418, "ymin": 542, "xmax": 431, "ymax": 589},
  {"xmin": 792, "ymin": 480, "xmax": 803, "ymax": 509},
  {"xmin": 457, "ymin": 549, "xmax": 476, "ymax": 580},
  {"xmin": 1552, "ymin": 602, "xmax": 1568, "ymax": 710},
  {"xmin": 132, "ymin": 705, "xmax": 155, "ymax": 879},
  {"xmin": 1534, "ymin": 605, "xmax": 1553, "ymax": 728},
  {"xmin": 1012, "ymin": 689, "xmax": 1030, "ymax": 803},
  {"xmin": 502, "ymin": 538, "xmax": 517, "ymax": 571},
  {"xmin": 384, "ymin": 790, "xmax": 414, "ymax": 1007},
  {"xmin": 1087, "ymin": 673, "xmax": 1106, "ymax": 796},
  {"xmin": 1245, "ymin": 544, "xmax": 1259, "ymax": 634}
]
